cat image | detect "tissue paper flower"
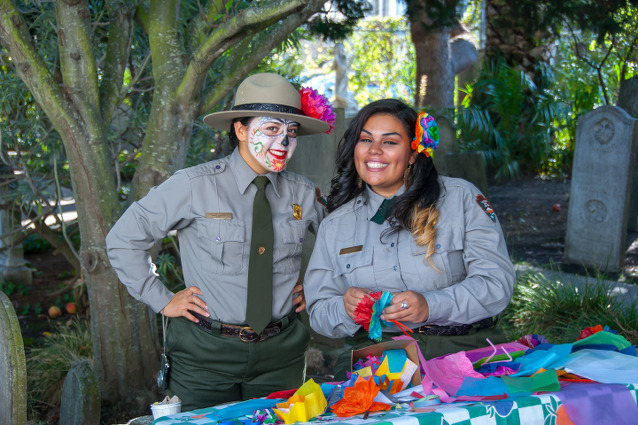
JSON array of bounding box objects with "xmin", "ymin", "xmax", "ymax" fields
[
  {"xmin": 354, "ymin": 291, "xmax": 413, "ymax": 341},
  {"xmin": 331, "ymin": 376, "xmax": 391, "ymax": 417},
  {"xmin": 299, "ymin": 87, "xmax": 336, "ymax": 134}
]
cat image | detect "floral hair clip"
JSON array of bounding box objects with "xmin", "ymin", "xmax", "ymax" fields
[
  {"xmin": 411, "ymin": 111, "xmax": 439, "ymax": 157},
  {"xmin": 299, "ymin": 87, "xmax": 336, "ymax": 134}
]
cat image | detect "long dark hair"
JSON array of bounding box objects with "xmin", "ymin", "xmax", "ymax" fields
[
  {"xmin": 228, "ymin": 117, "xmax": 254, "ymax": 147},
  {"xmin": 327, "ymin": 99, "xmax": 441, "ymax": 236}
]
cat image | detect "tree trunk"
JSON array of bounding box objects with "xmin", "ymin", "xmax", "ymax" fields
[{"xmin": 409, "ymin": 9, "xmax": 454, "ymax": 110}]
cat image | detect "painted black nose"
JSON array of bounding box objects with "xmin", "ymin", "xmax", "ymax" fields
[{"xmin": 282, "ymin": 136, "xmax": 289, "ymax": 147}]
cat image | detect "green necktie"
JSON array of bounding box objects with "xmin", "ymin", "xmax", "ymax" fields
[
  {"xmin": 370, "ymin": 197, "xmax": 396, "ymax": 224},
  {"xmin": 246, "ymin": 176, "xmax": 274, "ymax": 334}
]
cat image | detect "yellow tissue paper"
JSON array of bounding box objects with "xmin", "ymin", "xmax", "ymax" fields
[{"xmin": 274, "ymin": 379, "xmax": 327, "ymax": 424}]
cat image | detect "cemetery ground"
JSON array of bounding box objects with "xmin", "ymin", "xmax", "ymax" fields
[{"xmin": 6, "ymin": 175, "xmax": 638, "ymax": 424}]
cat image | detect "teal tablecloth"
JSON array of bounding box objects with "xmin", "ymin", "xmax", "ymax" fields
[{"xmin": 152, "ymin": 382, "xmax": 638, "ymax": 425}]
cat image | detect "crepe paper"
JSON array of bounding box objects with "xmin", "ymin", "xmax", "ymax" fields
[
  {"xmin": 463, "ymin": 341, "xmax": 529, "ymax": 364},
  {"xmin": 501, "ymin": 369, "xmax": 560, "ymax": 394},
  {"xmin": 422, "ymin": 351, "xmax": 484, "ymax": 396},
  {"xmin": 456, "ymin": 376, "xmax": 510, "ymax": 397},
  {"xmin": 511, "ymin": 343, "xmax": 573, "ymax": 376},
  {"xmin": 476, "ymin": 362, "xmax": 519, "ymax": 377},
  {"xmin": 573, "ymin": 330, "xmax": 631, "ymax": 351},
  {"xmin": 201, "ymin": 399, "xmax": 282, "ymax": 422},
  {"xmin": 516, "ymin": 333, "xmax": 549, "ymax": 349},
  {"xmin": 331, "ymin": 376, "xmax": 391, "ymax": 417},
  {"xmin": 561, "ymin": 349, "xmax": 638, "ymax": 384},
  {"xmin": 579, "ymin": 324, "xmax": 605, "ymax": 339},
  {"xmin": 248, "ymin": 409, "xmax": 278, "ymax": 425},
  {"xmin": 265, "ymin": 388, "xmax": 297, "ymax": 399},
  {"xmin": 274, "ymin": 379, "xmax": 327, "ymax": 424},
  {"xmin": 553, "ymin": 382, "xmax": 638, "ymax": 425}
]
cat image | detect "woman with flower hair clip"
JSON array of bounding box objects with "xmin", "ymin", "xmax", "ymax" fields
[
  {"xmin": 304, "ymin": 99, "xmax": 515, "ymax": 380},
  {"xmin": 106, "ymin": 73, "xmax": 335, "ymax": 410}
]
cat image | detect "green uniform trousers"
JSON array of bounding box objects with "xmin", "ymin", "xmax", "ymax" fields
[
  {"xmin": 165, "ymin": 315, "xmax": 310, "ymax": 411},
  {"xmin": 333, "ymin": 321, "xmax": 508, "ymax": 381}
]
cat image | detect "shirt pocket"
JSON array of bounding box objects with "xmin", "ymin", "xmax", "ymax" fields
[
  {"xmin": 334, "ymin": 247, "xmax": 376, "ymax": 289},
  {"xmin": 412, "ymin": 229, "xmax": 466, "ymax": 289},
  {"xmin": 198, "ymin": 218, "xmax": 246, "ymax": 274},
  {"xmin": 274, "ymin": 220, "xmax": 309, "ymax": 274}
]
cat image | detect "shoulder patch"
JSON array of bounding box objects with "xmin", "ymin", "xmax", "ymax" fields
[
  {"xmin": 475, "ymin": 194, "xmax": 496, "ymax": 222},
  {"xmin": 315, "ymin": 187, "xmax": 328, "ymax": 208}
]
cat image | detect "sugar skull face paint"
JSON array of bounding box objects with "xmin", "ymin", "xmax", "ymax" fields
[{"xmin": 245, "ymin": 117, "xmax": 299, "ymax": 173}]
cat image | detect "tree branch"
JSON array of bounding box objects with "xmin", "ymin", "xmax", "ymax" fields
[
  {"xmin": 196, "ymin": 0, "xmax": 325, "ymax": 116},
  {"xmin": 0, "ymin": 0, "xmax": 73, "ymax": 128},
  {"xmin": 54, "ymin": 0, "xmax": 100, "ymax": 113},
  {"xmin": 178, "ymin": 0, "xmax": 318, "ymax": 105},
  {"xmin": 100, "ymin": 0, "xmax": 137, "ymax": 123}
]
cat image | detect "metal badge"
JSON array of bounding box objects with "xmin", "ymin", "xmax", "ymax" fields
[{"xmin": 293, "ymin": 204, "xmax": 302, "ymax": 220}]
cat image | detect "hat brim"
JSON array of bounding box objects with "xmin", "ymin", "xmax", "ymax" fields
[{"xmin": 203, "ymin": 110, "xmax": 330, "ymax": 136}]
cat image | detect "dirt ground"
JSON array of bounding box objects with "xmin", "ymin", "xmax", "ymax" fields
[{"xmin": 487, "ymin": 177, "xmax": 638, "ymax": 281}]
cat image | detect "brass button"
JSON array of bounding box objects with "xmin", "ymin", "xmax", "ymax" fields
[{"xmin": 258, "ymin": 247, "xmax": 266, "ymax": 254}]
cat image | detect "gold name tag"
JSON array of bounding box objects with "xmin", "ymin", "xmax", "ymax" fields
[
  {"xmin": 206, "ymin": 212, "xmax": 233, "ymax": 220},
  {"xmin": 339, "ymin": 245, "xmax": 363, "ymax": 255}
]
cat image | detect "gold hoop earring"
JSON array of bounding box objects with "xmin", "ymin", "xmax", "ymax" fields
[{"xmin": 357, "ymin": 176, "xmax": 363, "ymax": 188}]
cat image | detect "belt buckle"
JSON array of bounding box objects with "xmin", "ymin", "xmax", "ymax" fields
[
  {"xmin": 417, "ymin": 326, "xmax": 431, "ymax": 334},
  {"xmin": 239, "ymin": 327, "xmax": 260, "ymax": 343}
]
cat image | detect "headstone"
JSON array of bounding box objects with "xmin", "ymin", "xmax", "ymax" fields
[
  {"xmin": 565, "ymin": 106, "xmax": 638, "ymax": 271},
  {"xmin": 0, "ymin": 291, "xmax": 27, "ymax": 425},
  {"xmin": 617, "ymin": 76, "xmax": 638, "ymax": 231},
  {"xmin": 59, "ymin": 359, "xmax": 100, "ymax": 425}
]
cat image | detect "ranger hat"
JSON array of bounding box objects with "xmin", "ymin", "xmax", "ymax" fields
[{"xmin": 203, "ymin": 73, "xmax": 331, "ymax": 136}]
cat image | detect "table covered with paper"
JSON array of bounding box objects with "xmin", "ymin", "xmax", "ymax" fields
[{"xmin": 152, "ymin": 327, "xmax": 638, "ymax": 425}]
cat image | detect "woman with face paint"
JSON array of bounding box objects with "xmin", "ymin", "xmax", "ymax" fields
[
  {"xmin": 303, "ymin": 99, "xmax": 515, "ymax": 380},
  {"xmin": 106, "ymin": 73, "xmax": 335, "ymax": 410}
]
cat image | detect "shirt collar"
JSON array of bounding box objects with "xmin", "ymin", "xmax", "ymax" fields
[
  {"xmin": 230, "ymin": 149, "xmax": 282, "ymax": 198},
  {"xmin": 363, "ymin": 185, "xmax": 406, "ymax": 221}
]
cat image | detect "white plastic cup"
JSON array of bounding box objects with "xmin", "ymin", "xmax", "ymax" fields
[{"xmin": 150, "ymin": 401, "xmax": 182, "ymax": 419}]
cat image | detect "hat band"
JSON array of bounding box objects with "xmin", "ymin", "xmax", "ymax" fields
[{"xmin": 231, "ymin": 103, "xmax": 304, "ymax": 116}]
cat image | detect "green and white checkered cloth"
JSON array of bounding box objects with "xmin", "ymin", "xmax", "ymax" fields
[{"xmin": 153, "ymin": 383, "xmax": 638, "ymax": 425}]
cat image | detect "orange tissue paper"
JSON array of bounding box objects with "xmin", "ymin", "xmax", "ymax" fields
[{"xmin": 331, "ymin": 376, "xmax": 391, "ymax": 417}]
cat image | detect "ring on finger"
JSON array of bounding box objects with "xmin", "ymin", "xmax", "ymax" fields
[{"xmin": 400, "ymin": 301, "xmax": 408, "ymax": 310}]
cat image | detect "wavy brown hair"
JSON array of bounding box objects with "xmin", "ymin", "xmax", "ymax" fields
[{"xmin": 328, "ymin": 99, "xmax": 442, "ymax": 263}]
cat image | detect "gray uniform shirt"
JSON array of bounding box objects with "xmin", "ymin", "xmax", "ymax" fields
[
  {"xmin": 304, "ymin": 176, "xmax": 515, "ymax": 338},
  {"xmin": 106, "ymin": 149, "xmax": 325, "ymax": 324}
]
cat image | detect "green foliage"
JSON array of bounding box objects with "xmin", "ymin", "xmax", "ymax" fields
[
  {"xmin": 1, "ymin": 279, "xmax": 31, "ymax": 297},
  {"xmin": 155, "ymin": 236, "xmax": 185, "ymax": 293},
  {"xmin": 26, "ymin": 318, "xmax": 93, "ymax": 419},
  {"xmin": 501, "ymin": 272, "xmax": 638, "ymax": 345},
  {"xmin": 306, "ymin": 0, "xmax": 370, "ymax": 41},
  {"xmin": 457, "ymin": 59, "xmax": 568, "ymax": 180},
  {"xmin": 347, "ymin": 17, "xmax": 415, "ymax": 107}
]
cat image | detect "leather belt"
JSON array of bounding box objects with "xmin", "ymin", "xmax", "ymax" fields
[
  {"xmin": 189, "ymin": 310, "xmax": 297, "ymax": 343},
  {"xmin": 415, "ymin": 317, "xmax": 495, "ymax": 336}
]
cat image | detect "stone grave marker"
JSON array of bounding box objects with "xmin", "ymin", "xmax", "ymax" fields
[
  {"xmin": 565, "ymin": 105, "xmax": 638, "ymax": 271},
  {"xmin": 59, "ymin": 359, "xmax": 100, "ymax": 425},
  {"xmin": 0, "ymin": 291, "xmax": 27, "ymax": 425}
]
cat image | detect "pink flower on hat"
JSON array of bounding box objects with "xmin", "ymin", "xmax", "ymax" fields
[{"xmin": 299, "ymin": 87, "xmax": 336, "ymax": 134}]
